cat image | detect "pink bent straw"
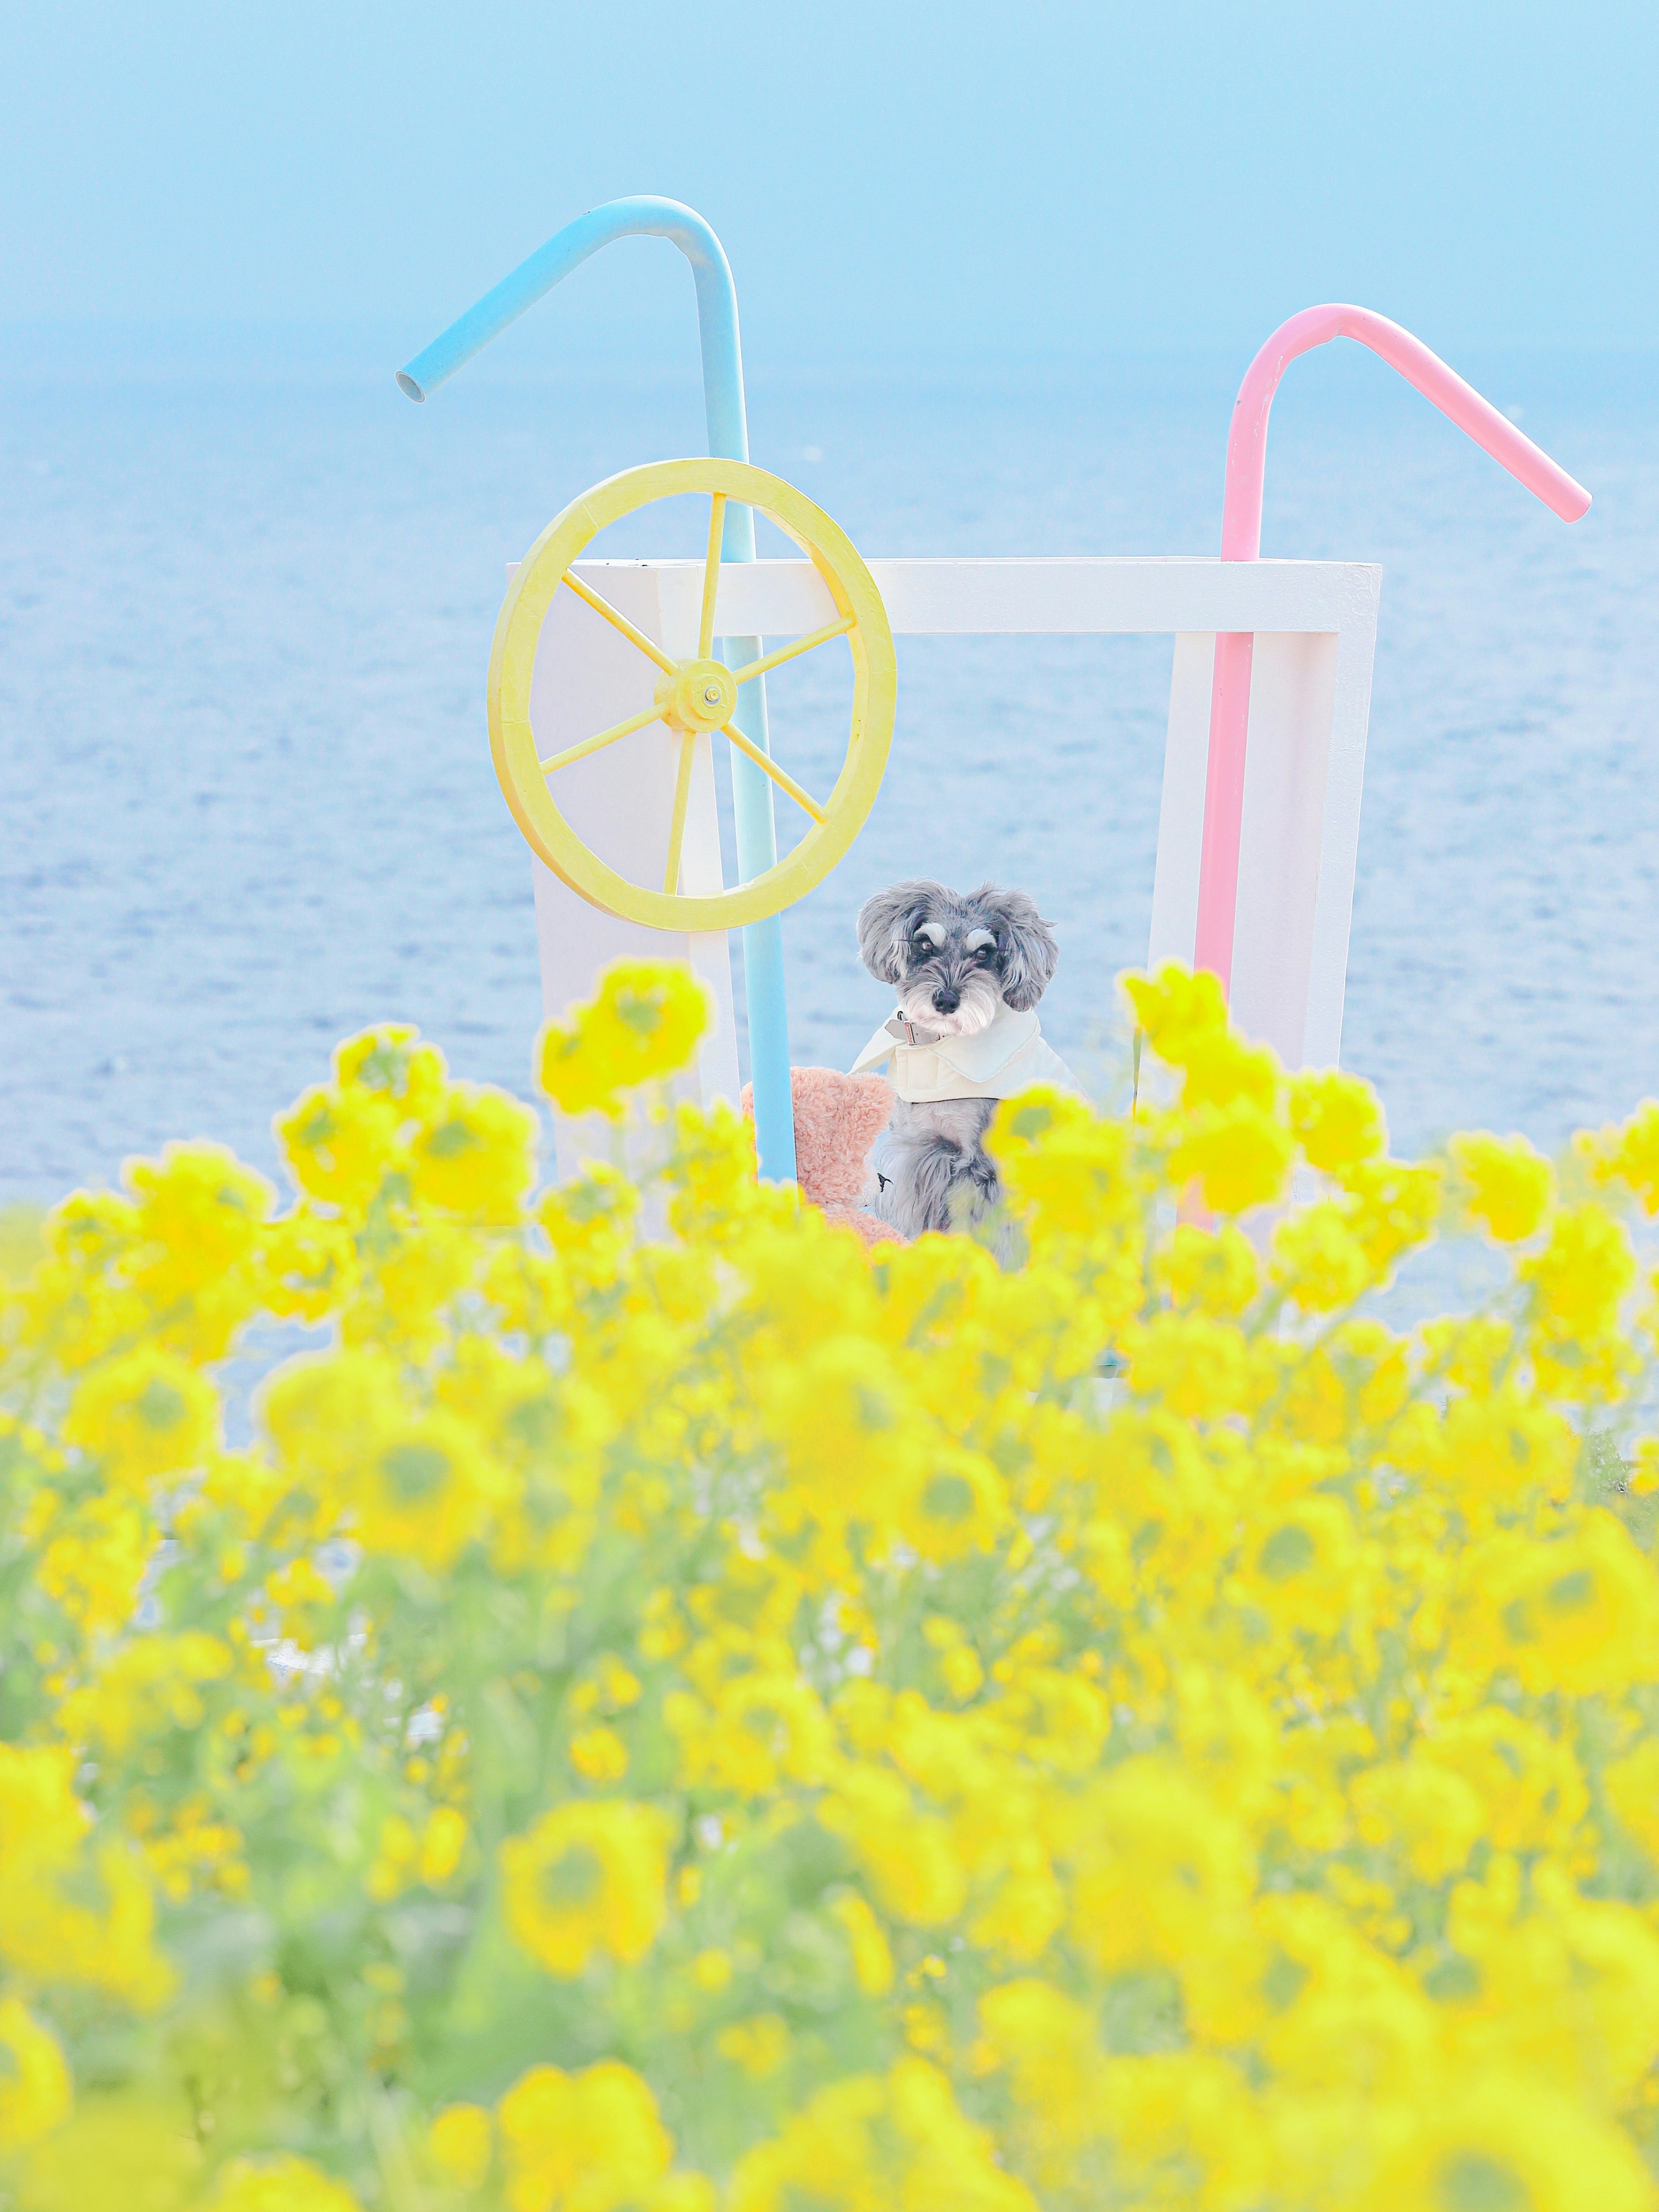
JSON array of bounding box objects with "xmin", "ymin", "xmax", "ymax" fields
[{"xmin": 1195, "ymin": 305, "xmax": 1592, "ymax": 994}]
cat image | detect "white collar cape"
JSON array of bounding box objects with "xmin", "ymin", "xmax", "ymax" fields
[{"xmin": 850, "ymin": 1000, "xmax": 1085, "ymax": 1104}]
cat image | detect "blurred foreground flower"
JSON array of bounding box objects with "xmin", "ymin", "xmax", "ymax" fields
[{"xmin": 537, "ymin": 959, "xmax": 711, "ymax": 1119}]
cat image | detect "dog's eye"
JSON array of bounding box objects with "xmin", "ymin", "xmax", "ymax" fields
[{"xmin": 974, "ymin": 942, "xmax": 995, "ymax": 964}]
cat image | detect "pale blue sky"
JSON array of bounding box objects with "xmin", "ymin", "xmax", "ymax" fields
[{"xmin": 3, "ymin": 0, "xmax": 1656, "ymax": 372}]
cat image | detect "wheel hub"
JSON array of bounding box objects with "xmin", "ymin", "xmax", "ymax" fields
[{"xmin": 657, "ymin": 657, "xmax": 737, "ymax": 734}]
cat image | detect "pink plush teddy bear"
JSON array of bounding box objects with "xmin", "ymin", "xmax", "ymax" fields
[{"xmin": 741, "ymin": 1068, "xmax": 902, "ymax": 1246}]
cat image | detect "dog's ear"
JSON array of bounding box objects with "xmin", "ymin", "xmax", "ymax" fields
[
  {"xmin": 856, "ymin": 881, "xmax": 943, "ymax": 986},
  {"xmin": 982, "ymin": 886, "xmax": 1059, "ymax": 1011}
]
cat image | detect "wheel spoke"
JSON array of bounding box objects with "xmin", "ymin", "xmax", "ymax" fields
[
  {"xmin": 698, "ymin": 493, "xmax": 727, "ymax": 661},
  {"xmin": 538, "ymin": 701, "xmax": 664, "ymax": 776},
  {"xmin": 721, "ymin": 724, "xmax": 826, "ymax": 825},
  {"xmin": 664, "ymin": 734, "xmax": 696, "ymax": 893},
  {"xmin": 561, "ymin": 571, "xmax": 678, "ymax": 677},
  {"xmin": 727, "ymin": 611, "xmax": 855, "ymax": 688}
]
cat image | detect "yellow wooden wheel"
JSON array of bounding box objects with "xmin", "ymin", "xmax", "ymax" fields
[{"xmin": 487, "ymin": 458, "xmax": 897, "ymax": 931}]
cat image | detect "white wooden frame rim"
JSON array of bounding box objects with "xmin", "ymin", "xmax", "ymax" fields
[{"xmin": 581, "ymin": 554, "xmax": 1380, "ymax": 637}]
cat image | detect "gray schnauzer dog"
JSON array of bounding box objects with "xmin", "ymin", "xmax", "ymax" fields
[{"xmin": 855, "ymin": 880, "xmax": 1063, "ymax": 1238}]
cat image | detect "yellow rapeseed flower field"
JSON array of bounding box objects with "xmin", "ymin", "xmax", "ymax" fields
[{"xmin": 5, "ymin": 958, "xmax": 1659, "ymax": 2209}]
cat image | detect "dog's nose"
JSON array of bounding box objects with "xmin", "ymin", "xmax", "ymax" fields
[{"xmin": 932, "ymin": 987, "xmax": 960, "ymax": 1013}]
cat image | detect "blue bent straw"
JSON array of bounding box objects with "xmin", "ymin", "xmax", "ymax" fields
[{"xmin": 397, "ymin": 196, "xmax": 798, "ymax": 1187}]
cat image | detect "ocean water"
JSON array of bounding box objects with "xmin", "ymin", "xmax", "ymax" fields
[{"xmin": 2, "ymin": 347, "xmax": 1656, "ymax": 1205}]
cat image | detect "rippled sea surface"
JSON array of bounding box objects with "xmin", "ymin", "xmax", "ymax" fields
[{"xmin": 3, "ymin": 349, "xmax": 1656, "ymax": 1201}]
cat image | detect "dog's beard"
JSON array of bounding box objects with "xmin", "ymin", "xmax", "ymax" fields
[{"xmin": 894, "ymin": 966, "xmax": 1003, "ymax": 1037}]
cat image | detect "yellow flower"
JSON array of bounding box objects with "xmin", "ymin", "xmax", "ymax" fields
[
  {"xmin": 274, "ymin": 1081, "xmax": 405, "ymax": 1214},
  {"xmin": 1152, "ymin": 1222, "xmax": 1260, "ymax": 1316},
  {"xmin": 1121, "ymin": 1312, "xmax": 1249, "ymax": 1419},
  {"xmin": 136, "ymin": 1799, "xmax": 246, "ymax": 1905},
  {"xmin": 536, "ymin": 1165, "xmax": 640, "ymax": 1271},
  {"xmin": 1420, "ymin": 1313, "xmax": 1514, "ymax": 1393},
  {"xmin": 1606, "ymin": 1735, "xmax": 1659, "ymax": 1862},
  {"xmin": 647, "ymin": 2180, "xmax": 718, "ymax": 2212},
  {"xmin": 729, "ymin": 2059, "xmax": 1032, "ymax": 2212},
  {"xmin": 569, "ymin": 1726, "xmax": 629, "ymax": 1783},
  {"xmin": 411, "ymin": 1083, "xmax": 539, "ymax": 1221},
  {"xmin": 827, "ymin": 1891, "xmax": 894, "ymax": 1995},
  {"xmin": 1434, "ymin": 1386, "xmax": 1576, "ymax": 1510},
  {"xmin": 500, "ymin": 1802, "xmax": 671, "ymax": 1977},
  {"xmin": 429, "ymin": 2104, "xmax": 493, "ymax": 2190},
  {"xmin": 988, "ymin": 1090, "xmax": 1140, "ymax": 1239},
  {"xmin": 1350, "ymin": 1757, "xmax": 1485, "ymax": 1883},
  {"xmin": 120, "ymin": 1143, "xmax": 275, "ymax": 1357},
  {"xmin": 190, "ymin": 1447, "xmax": 291, "ymax": 1541},
  {"xmin": 1578, "ymin": 1098, "xmax": 1659, "ymax": 1214},
  {"xmin": 259, "ymin": 1207, "xmax": 357, "ymax": 1323},
  {"xmin": 206, "ymin": 2154, "xmax": 365, "ymax": 2211},
  {"xmin": 967, "ymin": 1850, "xmax": 1067, "ymax": 1963},
  {"xmin": 64, "ymin": 1348, "xmax": 218, "ymax": 1490},
  {"xmin": 1287, "ymin": 1066, "xmax": 1386, "ymax": 1172},
  {"xmin": 13, "ymin": 2093, "xmax": 202, "ymax": 2211},
  {"xmin": 260, "ymin": 1348, "xmax": 399, "ymax": 1479},
  {"xmin": 125, "ymin": 1143, "xmax": 273, "ymax": 1284},
  {"xmin": 1488, "ymin": 1512, "xmax": 1659, "ymax": 1694},
  {"xmin": 1359, "ymin": 2076, "xmax": 1651, "ymax": 2212},
  {"xmin": 1449, "ymin": 1129, "xmax": 1555, "ymax": 1241},
  {"xmin": 1066, "ymin": 1761, "xmax": 1254, "ymax": 1972},
  {"xmin": 0, "ymin": 1830, "xmax": 173, "ymax": 2009},
  {"xmin": 496, "ymin": 2059, "xmax": 671, "ymax": 2212},
  {"xmin": 0, "ymin": 1745, "xmax": 89, "ymax": 1885},
  {"xmin": 668, "ymin": 1673, "xmax": 834, "ymax": 1798},
  {"xmin": 420, "ymin": 1805, "xmax": 470, "ymax": 1885},
  {"xmin": 537, "ymin": 961, "xmax": 710, "ymax": 1120},
  {"xmin": 365, "ymin": 1814, "xmax": 419, "ymax": 1903},
  {"xmin": 976, "ymin": 1978, "xmax": 1102, "ymax": 2163},
  {"xmin": 0, "ymin": 1997, "xmax": 71, "ymax": 2149},
  {"xmin": 37, "ymin": 1491, "xmax": 153, "ymax": 1633},
  {"xmin": 1630, "ymin": 1435, "xmax": 1659, "ymax": 1496},
  {"xmin": 888, "ymin": 1449, "xmax": 1010, "ymax": 1563},
  {"xmin": 1270, "ymin": 1200, "xmax": 1373, "ymax": 1310},
  {"xmin": 594, "ymin": 1656, "xmax": 642, "ymax": 1708},
  {"xmin": 1169, "ymin": 1099, "xmax": 1294, "ymax": 1215},
  {"xmin": 1522, "ymin": 1201, "xmax": 1637, "ymax": 1338},
  {"xmin": 1097, "ymin": 2050, "xmax": 1261, "ymax": 2206},
  {"xmin": 691, "ymin": 1947, "xmax": 732, "ymax": 1992},
  {"xmin": 821, "ymin": 1770, "xmax": 968, "ymax": 1927},
  {"xmin": 331, "ymin": 1023, "xmax": 448, "ymax": 1111},
  {"xmin": 1423, "ymin": 1709, "xmax": 1587, "ymax": 1855},
  {"xmin": 759, "ymin": 1332, "xmax": 929, "ymax": 1537},
  {"xmin": 717, "ymin": 2014, "xmax": 790, "ymax": 2079},
  {"xmin": 1121, "ymin": 963, "xmax": 1229, "ymax": 1063},
  {"xmin": 361, "ymin": 1217, "xmax": 485, "ymax": 1353},
  {"xmin": 340, "ymin": 1408, "xmax": 508, "ymax": 1569},
  {"xmin": 1341, "ymin": 1156, "xmax": 1442, "ymax": 1271},
  {"xmin": 1177, "ymin": 1028, "xmax": 1279, "ymax": 1113},
  {"xmin": 55, "ymin": 1632, "xmax": 232, "ymax": 1755},
  {"xmin": 1235, "ymin": 1496, "xmax": 1359, "ymax": 1637}
]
